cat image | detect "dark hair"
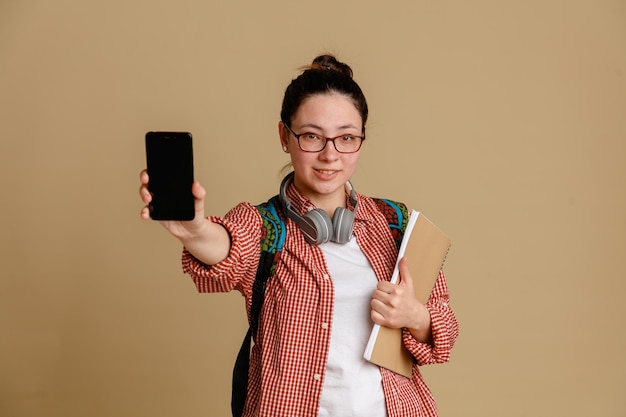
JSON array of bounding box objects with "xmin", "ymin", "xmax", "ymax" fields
[{"xmin": 280, "ymin": 55, "xmax": 368, "ymax": 132}]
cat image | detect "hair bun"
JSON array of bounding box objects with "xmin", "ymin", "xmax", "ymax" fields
[{"xmin": 311, "ymin": 54, "xmax": 353, "ymax": 78}]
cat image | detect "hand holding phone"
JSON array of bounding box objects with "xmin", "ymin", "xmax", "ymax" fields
[{"xmin": 144, "ymin": 131, "xmax": 195, "ymax": 220}]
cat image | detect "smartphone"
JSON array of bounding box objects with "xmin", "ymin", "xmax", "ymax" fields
[{"xmin": 145, "ymin": 131, "xmax": 195, "ymax": 220}]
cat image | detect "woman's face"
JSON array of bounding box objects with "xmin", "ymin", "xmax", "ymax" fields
[{"xmin": 279, "ymin": 93, "xmax": 363, "ymax": 207}]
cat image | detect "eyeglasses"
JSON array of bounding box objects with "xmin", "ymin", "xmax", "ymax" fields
[{"xmin": 284, "ymin": 124, "xmax": 365, "ymax": 153}]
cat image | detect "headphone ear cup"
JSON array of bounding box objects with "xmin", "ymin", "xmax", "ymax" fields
[
  {"xmin": 301, "ymin": 209, "xmax": 333, "ymax": 245},
  {"xmin": 332, "ymin": 207, "xmax": 355, "ymax": 244}
]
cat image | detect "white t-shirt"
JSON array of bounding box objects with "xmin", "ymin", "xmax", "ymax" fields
[{"xmin": 318, "ymin": 237, "xmax": 387, "ymax": 417}]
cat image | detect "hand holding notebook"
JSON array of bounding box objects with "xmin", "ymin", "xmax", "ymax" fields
[{"xmin": 363, "ymin": 210, "xmax": 451, "ymax": 378}]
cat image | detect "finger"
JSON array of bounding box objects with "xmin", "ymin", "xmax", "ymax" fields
[
  {"xmin": 139, "ymin": 183, "xmax": 152, "ymax": 203},
  {"xmin": 370, "ymin": 301, "xmax": 400, "ymax": 328},
  {"xmin": 371, "ymin": 296, "xmax": 394, "ymax": 312},
  {"xmin": 371, "ymin": 288, "xmax": 387, "ymax": 303},
  {"xmin": 140, "ymin": 205, "xmax": 151, "ymax": 220},
  {"xmin": 370, "ymin": 299, "xmax": 389, "ymax": 320},
  {"xmin": 376, "ymin": 280, "xmax": 396, "ymax": 294},
  {"xmin": 371, "ymin": 288, "xmax": 399, "ymax": 311},
  {"xmin": 140, "ymin": 169, "xmax": 149, "ymax": 184},
  {"xmin": 139, "ymin": 170, "xmax": 152, "ymax": 203},
  {"xmin": 370, "ymin": 309, "xmax": 385, "ymax": 326}
]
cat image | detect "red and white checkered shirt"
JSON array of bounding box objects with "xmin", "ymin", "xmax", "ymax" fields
[{"xmin": 182, "ymin": 183, "xmax": 459, "ymax": 417}]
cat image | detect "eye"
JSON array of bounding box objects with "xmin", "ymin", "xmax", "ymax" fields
[
  {"xmin": 302, "ymin": 133, "xmax": 322, "ymax": 141},
  {"xmin": 340, "ymin": 135, "xmax": 357, "ymax": 142}
]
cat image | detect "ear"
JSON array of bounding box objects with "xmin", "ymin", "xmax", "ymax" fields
[{"xmin": 278, "ymin": 121, "xmax": 289, "ymax": 150}]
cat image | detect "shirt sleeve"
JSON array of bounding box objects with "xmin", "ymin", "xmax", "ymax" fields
[
  {"xmin": 401, "ymin": 270, "xmax": 459, "ymax": 365},
  {"xmin": 181, "ymin": 202, "xmax": 262, "ymax": 297}
]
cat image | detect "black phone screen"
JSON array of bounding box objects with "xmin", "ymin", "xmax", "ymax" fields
[{"xmin": 145, "ymin": 131, "xmax": 195, "ymax": 220}]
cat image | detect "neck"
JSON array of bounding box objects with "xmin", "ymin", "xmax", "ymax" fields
[
  {"xmin": 312, "ymin": 191, "xmax": 347, "ymax": 219},
  {"xmin": 294, "ymin": 182, "xmax": 347, "ymax": 218}
]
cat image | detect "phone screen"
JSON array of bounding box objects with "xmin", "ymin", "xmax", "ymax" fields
[{"xmin": 145, "ymin": 131, "xmax": 195, "ymax": 220}]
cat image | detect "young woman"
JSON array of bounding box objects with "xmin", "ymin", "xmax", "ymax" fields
[{"xmin": 139, "ymin": 54, "xmax": 459, "ymax": 417}]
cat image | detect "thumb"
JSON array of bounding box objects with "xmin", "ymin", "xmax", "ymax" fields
[
  {"xmin": 192, "ymin": 181, "xmax": 206, "ymax": 219},
  {"xmin": 398, "ymin": 257, "xmax": 414, "ymax": 290}
]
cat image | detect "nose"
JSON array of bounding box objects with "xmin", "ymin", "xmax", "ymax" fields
[{"xmin": 319, "ymin": 139, "xmax": 340, "ymax": 159}]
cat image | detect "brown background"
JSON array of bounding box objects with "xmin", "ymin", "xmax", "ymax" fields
[{"xmin": 1, "ymin": 1, "xmax": 625, "ymax": 416}]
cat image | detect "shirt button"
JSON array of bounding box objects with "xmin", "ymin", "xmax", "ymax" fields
[
  {"xmin": 322, "ymin": 273, "xmax": 330, "ymax": 280},
  {"xmin": 313, "ymin": 374, "xmax": 321, "ymax": 381},
  {"xmin": 321, "ymin": 322, "xmax": 329, "ymax": 330}
]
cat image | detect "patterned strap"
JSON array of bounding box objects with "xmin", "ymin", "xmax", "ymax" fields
[
  {"xmin": 250, "ymin": 196, "xmax": 286, "ymax": 333},
  {"xmin": 372, "ymin": 198, "xmax": 409, "ymax": 250}
]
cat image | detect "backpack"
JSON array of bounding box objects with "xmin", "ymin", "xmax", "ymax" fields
[{"xmin": 231, "ymin": 196, "xmax": 408, "ymax": 417}]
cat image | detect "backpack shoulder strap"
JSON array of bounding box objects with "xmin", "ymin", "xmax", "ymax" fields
[
  {"xmin": 249, "ymin": 196, "xmax": 286, "ymax": 331},
  {"xmin": 371, "ymin": 198, "xmax": 409, "ymax": 250},
  {"xmin": 232, "ymin": 195, "xmax": 285, "ymax": 417}
]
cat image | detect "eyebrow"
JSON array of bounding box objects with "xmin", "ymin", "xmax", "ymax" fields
[{"xmin": 298, "ymin": 123, "xmax": 360, "ymax": 131}]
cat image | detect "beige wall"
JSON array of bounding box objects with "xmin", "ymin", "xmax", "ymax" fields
[{"xmin": 1, "ymin": 1, "xmax": 625, "ymax": 416}]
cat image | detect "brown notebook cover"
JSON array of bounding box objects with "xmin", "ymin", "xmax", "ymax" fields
[{"xmin": 363, "ymin": 210, "xmax": 451, "ymax": 378}]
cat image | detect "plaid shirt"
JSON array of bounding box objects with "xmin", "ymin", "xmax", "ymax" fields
[{"xmin": 182, "ymin": 183, "xmax": 459, "ymax": 417}]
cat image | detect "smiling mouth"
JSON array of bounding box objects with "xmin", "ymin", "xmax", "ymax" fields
[{"xmin": 316, "ymin": 169, "xmax": 338, "ymax": 175}]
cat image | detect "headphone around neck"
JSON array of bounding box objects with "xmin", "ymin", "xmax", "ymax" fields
[{"xmin": 279, "ymin": 172, "xmax": 358, "ymax": 245}]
